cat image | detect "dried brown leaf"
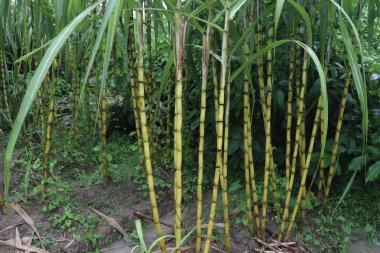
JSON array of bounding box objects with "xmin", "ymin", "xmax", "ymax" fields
[{"xmin": 89, "ymin": 207, "xmax": 126, "ymax": 236}]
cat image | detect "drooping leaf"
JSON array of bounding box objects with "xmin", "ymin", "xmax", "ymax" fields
[{"xmin": 366, "ymin": 161, "xmax": 380, "ymax": 183}]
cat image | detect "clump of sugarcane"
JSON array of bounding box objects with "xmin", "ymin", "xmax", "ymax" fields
[
  {"xmin": 42, "ymin": 59, "xmax": 58, "ymax": 193},
  {"xmin": 195, "ymin": 20, "xmax": 212, "ymax": 253},
  {"xmin": 204, "ymin": 5, "xmax": 230, "ymax": 253},
  {"xmin": 253, "ymin": 4, "xmax": 280, "ymax": 226},
  {"xmin": 136, "ymin": 6, "xmax": 167, "ymax": 252},
  {"xmin": 278, "ymin": 35, "xmax": 308, "ymax": 240},
  {"xmin": 323, "ymin": 71, "xmax": 351, "ymax": 204},
  {"xmin": 127, "ymin": 16, "xmax": 145, "ymax": 171}
]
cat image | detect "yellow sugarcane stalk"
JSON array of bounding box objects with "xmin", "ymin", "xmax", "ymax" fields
[
  {"xmin": 220, "ymin": 67, "xmax": 231, "ymax": 253},
  {"xmin": 285, "ymin": 42, "xmax": 295, "ymax": 196},
  {"xmin": 324, "ymin": 73, "xmax": 351, "ymax": 204},
  {"xmin": 136, "ymin": 8, "xmax": 167, "ymax": 253},
  {"xmin": 173, "ymin": 0, "xmax": 187, "ymax": 249},
  {"xmin": 195, "ymin": 29, "xmax": 211, "ymax": 253},
  {"xmin": 243, "ymin": 42, "xmax": 254, "ymax": 236},
  {"xmin": 204, "ymin": 7, "xmax": 230, "ymax": 253}
]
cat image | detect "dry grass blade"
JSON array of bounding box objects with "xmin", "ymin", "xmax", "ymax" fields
[
  {"xmin": 89, "ymin": 207, "xmax": 126, "ymax": 236},
  {"xmin": 15, "ymin": 227, "xmax": 22, "ymax": 253},
  {"xmin": 0, "ymin": 222, "xmax": 24, "ymax": 234},
  {"xmin": 0, "ymin": 238, "xmax": 49, "ymax": 253},
  {"xmin": 10, "ymin": 204, "xmax": 45, "ymax": 249}
]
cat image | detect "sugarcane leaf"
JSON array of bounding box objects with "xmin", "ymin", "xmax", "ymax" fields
[
  {"xmin": 78, "ymin": 0, "xmax": 116, "ymax": 106},
  {"xmin": 365, "ymin": 161, "xmax": 380, "ymax": 183},
  {"xmin": 274, "ymin": 0, "xmax": 285, "ymax": 32},
  {"xmin": 348, "ymin": 155, "xmax": 367, "ymax": 171},
  {"xmin": 335, "ymin": 169, "xmax": 358, "ymax": 210},
  {"xmin": 230, "ymin": 0, "xmax": 248, "ymax": 20},
  {"xmin": 286, "ymin": 0, "xmax": 312, "ymax": 45},
  {"xmin": 95, "ymin": 0, "xmax": 123, "ymax": 126},
  {"xmin": 14, "ymin": 39, "xmax": 54, "ymax": 64},
  {"xmin": 156, "ymin": 51, "xmax": 174, "ymax": 112},
  {"xmin": 135, "ymin": 220, "xmax": 147, "ymax": 252},
  {"xmin": 339, "ymin": 18, "xmax": 368, "ymax": 147},
  {"xmin": 148, "ymin": 235, "xmax": 175, "ymax": 252},
  {"xmin": 329, "ymin": 0, "xmax": 363, "ymax": 57},
  {"xmin": 4, "ymin": 0, "xmax": 104, "ymax": 204}
]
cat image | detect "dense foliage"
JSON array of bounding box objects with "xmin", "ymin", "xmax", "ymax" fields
[{"xmin": 0, "ymin": 0, "xmax": 379, "ymax": 252}]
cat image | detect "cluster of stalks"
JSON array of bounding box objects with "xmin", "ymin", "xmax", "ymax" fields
[{"xmin": 0, "ymin": 1, "xmax": 369, "ymax": 253}]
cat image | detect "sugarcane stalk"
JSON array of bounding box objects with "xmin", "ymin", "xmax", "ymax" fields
[
  {"xmin": 212, "ymin": 52, "xmax": 219, "ymax": 121},
  {"xmin": 0, "ymin": 192, "xmax": 5, "ymax": 215},
  {"xmin": 285, "ymin": 42, "xmax": 295, "ymax": 195},
  {"xmin": 1, "ymin": 52, "xmax": 12, "ymax": 128},
  {"xmin": 243, "ymin": 41, "xmax": 254, "ymax": 236},
  {"xmin": 317, "ymin": 111, "xmax": 325, "ymax": 197},
  {"xmin": 173, "ymin": 0, "xmax": 186, "ymax": 250},
  {"xmin": 166, "ymin": 69, "xmax": 173, "ymax": 154},
  {"xmin": 204, "ymin": 6, "xmax": 230, "ymax": 253},
  {"xmin": 195, "ymin": 25, "xmax": 211, "ymax": 252},
  {"xmin": 100, "ymin": 74, "xmax": 108, "ymax": 184},
  {"xmin": 42, "ymin": 63, "xmax": 57, "ymax": 193},
  {"xmin": 220, "ymin": 65, "xmax": 231, "ymax": 253},
  {"xmin": 136, "ymin": 8, "xmax": 167, "ymax": 253},
  {"xmin": 247, "ymin": 92, "xmax": 261, "ymax": 236},
  {"xmin": 128, "ymin": 17, "xmax": 145, "ymax": 171},
  {"xmin": 38, "ymin": 77, "xmax": 47, "ymax": 146},
  {"xmin": 324, "ymin": 73, "xmax": 351, "ymax": 204}
]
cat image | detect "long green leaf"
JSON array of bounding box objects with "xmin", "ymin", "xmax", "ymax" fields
[
  {"xmin": 286, "ymin": 0, "xmax": 312, "ymax": 45},
  {"xmin": 95, "ymin": 0, "xmax": 123, "ymax": 125},
  {"xmin": 77, "ymin": 0, "xmax": 116, "ymax": 105},
  {"xmin": 274, "ymin": 0, "xmax": 285, "ymax": 32},
  {"xmin": 339, "ymin": 18, "xmax": 368, "ymax": 145}
]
